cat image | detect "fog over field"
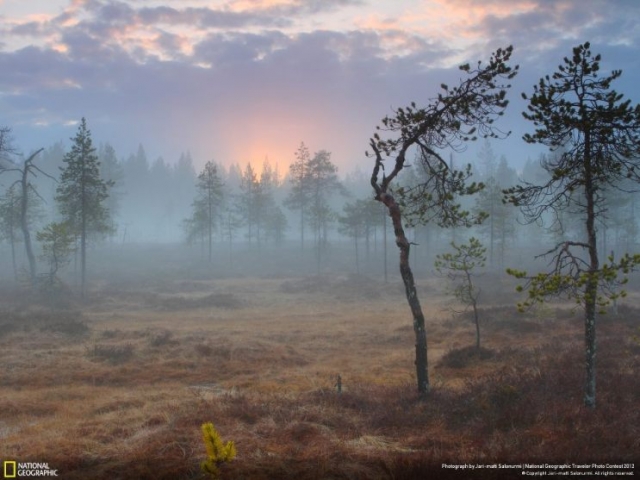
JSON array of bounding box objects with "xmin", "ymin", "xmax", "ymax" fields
[{"xmin": 1, "ymin": 1, "xmax": 640, "ymax": 479}]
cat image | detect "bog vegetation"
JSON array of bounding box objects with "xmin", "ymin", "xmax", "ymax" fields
[{"xmin": 1, "ymin": 42, "xmax": 640, "ymax": 478}]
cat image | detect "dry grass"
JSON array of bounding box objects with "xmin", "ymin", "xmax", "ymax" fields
[{"xmin": 0, "ymin": 275, "xmax": 639, "ymax": 479}]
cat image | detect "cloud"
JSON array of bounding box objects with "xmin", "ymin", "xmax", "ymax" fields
[{"xmin": 1, "ymin": 0, "xmax": 639, "ymax": 174}]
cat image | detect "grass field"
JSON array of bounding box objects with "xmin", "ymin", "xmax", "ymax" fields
[{"xmin": 1, "ymin": 273, "xmax": 639, "ymax": 479}]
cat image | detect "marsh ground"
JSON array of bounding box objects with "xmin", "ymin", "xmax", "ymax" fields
[{"xmin": 1, "ymin": 266, "xmax": 639, "ymax": 479}]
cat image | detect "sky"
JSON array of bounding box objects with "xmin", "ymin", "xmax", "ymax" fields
[{"xmin": 1, "ymin": 0, "xmax": 639, "ymax": 175}]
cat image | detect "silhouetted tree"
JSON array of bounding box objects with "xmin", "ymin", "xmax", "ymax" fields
[
  {"xmin": 236, "ymin": 163, "xmax": 261, "ymax": 244},
  {"xmin": 473, "ymin": 176, "xmax": 516, "ymax": 268},
  {"xmin": 284, "ymin": 143, "xmax": 312, "ymax": 250},
  {"xmin": 98, "ymin": 143, "xmax": 125, "ymax": 236},
  {"xmin": 505, "ymin": 42, "xmax": 640, "ymax": 408},
  {"xmin": 0, "ymin": 186, "xmax": 21, "ymax": 280},
  {"xmin": 56, "ymin": 118, "xmax": 114, "ymax": 297},
  {"xmin": 1, "ymin": 148, "xmax": 50, "ymax": 284},
  {"xmin": 306, "ymin": 150, "xmax": 344, "ymax": 270},
  {"xmin": 338, "ymin": 200, "xmax": 368, "ymax": 274},
  {"xmin": 186, "ymin": 161, "xmax": 224, "ymax": 261},
  {"xmin": 368, "ymin": 46, "xmax": 518, "ymax": 396}
]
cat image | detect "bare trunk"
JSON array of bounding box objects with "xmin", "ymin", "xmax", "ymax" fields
[
  {"xmin": 354, "ymin": 233, "xmax": 360, "ymax": 275},
  {"xmin": 208, "ymin": 191, "xmax": 213, "ymax": 263},
  {"xmin": 10, "ymin": 230, "xmax": 18, "ymax": 282},
  {"xmin": 20, "ymin": 169, "xmax": 37, "ymax": 284},
  {"xmin": 81, "ymin": 218, "xmax": 86, "ymax": 298},
  {"xmin": 383, "ymin": 209, "xmax": 388, "ymax": 284},
  {"xmin": 467, "ymin": 270, "xmax": 481, "ymax": 349},
  {"xmin": 382, "ymin": 192, "xmax": 429, "ymax": 395},
  {"xmin": 583, "ymin": 131, "xmax": 598, "ymax": 409}
]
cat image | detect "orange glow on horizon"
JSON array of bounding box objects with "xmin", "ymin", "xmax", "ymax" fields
[{"xmin": 224, "ymin": 141, "xmax": 294, "ymax": 181}]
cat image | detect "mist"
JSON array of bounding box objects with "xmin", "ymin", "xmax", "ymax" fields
[{"xmin": 2, "ymin": 1, "xmax": 640, "ymax": 478}]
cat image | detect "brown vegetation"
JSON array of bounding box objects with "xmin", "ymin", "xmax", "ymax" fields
[{"xmin": 0, "ymin": 275, "xmax": 638, "ymax": 479}]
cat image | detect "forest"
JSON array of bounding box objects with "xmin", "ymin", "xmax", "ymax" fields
[{"xmin": 1, "ymin": 43, "xmax": 639, "ymax": 479}]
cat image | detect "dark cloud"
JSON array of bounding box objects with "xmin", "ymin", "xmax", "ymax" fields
[
  {"xmin": 1, "ymin": 0, "xmax": 638, "ymax": 172},
  {"xmin": 10, "ymin": 21, "xmax": 47, "ymax": 36}
]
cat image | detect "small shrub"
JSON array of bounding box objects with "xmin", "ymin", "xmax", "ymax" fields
[
  {"xmin": 40, "ymin": 319, "xmax": 90, "ymax": 337},
  {"xmin": 100, "ymin": 329, "xmax": 121, "ymax": 339},
  {"xmin": 148, "ymin": 329, "xmax": 175, "ymax": 347},
  {"xmin": 200, "ymin": 422, "xmax": 236, "ymax": 478},
  {"xmin": 195, "ymin": 343, "xmax": 213, "ymax": 356},
  {"xmin": 88, "ymin": 343, "xmax": 134, "ymax": 364},
  {"xmin": 438, "ymin": 346, "xmax": 494, "ymax": 369}
]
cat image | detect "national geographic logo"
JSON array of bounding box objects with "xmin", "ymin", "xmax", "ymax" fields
[
  {"xmin": 3, "ymin": 462, "xmax": 16, "ymax": 479},
  {"xmin": 3, "ymin": 461, "xmax": 58, "ymax": 478}
]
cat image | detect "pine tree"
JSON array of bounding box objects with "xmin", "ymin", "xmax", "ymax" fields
[
  {"xmin": 185, "ymin": 161, "xmax": 224, "ymax": 262},
  {"xmin": 284, "ymin": 142, "xmax": 311, "ymax": 250},
  {"xmin": 506, "ymin": 42, "xmax": 640, "ymax": 408},
  {"xmin": 56, "ymin": 118, "xmax": 113, "ymax": 297},
  {"xmin": 369, "ymin": 46, "xmax": 517, "ymax": 395}
]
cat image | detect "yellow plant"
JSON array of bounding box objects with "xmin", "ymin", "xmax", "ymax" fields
[{"xmin": 200, "ymin": 422, "xmax": 236, "ymax": 478}]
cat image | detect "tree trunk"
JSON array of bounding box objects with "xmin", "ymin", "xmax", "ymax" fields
[
  {"xmin": 354, "ymin": 233, "xmax": 359, "ymax": 275},
  {"xmin": 10, "ymin": 230, "xmax": 18, "ymax": 282},
  {"xmin": 20, "ymin": 168, "xmax": 36, "ymax": 284},
  {"xmin": 81, "ymin": 167, "xmax": 87, "ymax": 298},
  {"xmin": 381, "ymin": 191, "xmax": 429, "ymax": 396},
  {"xmin": 383, "ymin": 208, "xmax": 388, "ymax": 283},
  {"xmin": 467, "ymin": 271, "xmax": 481, "ymax": 349},
  {"xmin": 208, "ymin": 192, "xmax": 213, "ymax": 263},
  {"xmin": 583, "ymin": 131, "xmax": 598, "ymax": 409}
]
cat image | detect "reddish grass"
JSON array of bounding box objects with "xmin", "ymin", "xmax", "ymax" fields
[{"xmin": 0, "ymin": 276, "xmax": 639, "ymax": 479}]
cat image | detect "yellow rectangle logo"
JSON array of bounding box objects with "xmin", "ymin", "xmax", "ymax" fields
[{"xmin": 4, "ymin": 461, "xmax": 17, "ymax": 478}]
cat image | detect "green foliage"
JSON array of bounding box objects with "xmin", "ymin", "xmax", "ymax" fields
[
  {"xmin": 506, "ymin": 42, "xmax": 640, "ymax": 407},
  {"xmin": 436, "ymin": 237, "xmax": 486, "ymax": 271},
  {"xmin": 396, "ymin": 160, "xmax": 487, "ymax": 228},
  {"xmin": 56, "ymin": 117, "xmax": 114, "ymax": 239},
  {"xmin": 368, "ymin": 46, "xmax": 517, "ymax": 394},
  {"xmin": 435, "ymin": 237, "xmax": 486, "ymax": 305},
  {"xmin": 37, "ymin": 221, "xmax": 76, "ymax": 283},
  {"xmin": 507, "ymin": 253, "xmax": 640, "ymax": 313},
  {"xmin": 435, "ymin": 237, "xmax": 486, "ymax": 348},
  {"xmin": 200, "ymin": 422, "xmax": 236, "ymax": 478},
  {"xmin": 506, "ymin": 42, "xmax": 640, "ymax": 314},
  {"xmin": 370, "ymin": 46, "xmax": 518, "ymax": 228}
]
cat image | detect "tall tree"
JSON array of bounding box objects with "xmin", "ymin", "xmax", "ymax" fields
[
  {"xmin": 284, "ymin": 143, "xmax": 312, "ymax": 251},
  {"xmin": 305, "ymin": 149, "xmax": 344, "ymax": 270},
  {"xmin": 338, "ymin": 200, "xmax": 368, "ymax": 274},
  {"xmin": 0, "ymin": 185, "xmax": 22, "ymax": 280},
  {"xmin": 473, "ymin": 176, "xmax": 516, "ymax": 268},
  {"xmin": 98, "ymin": 143, "xmax": 125, "ymax": 235},
  {"xmin": 15, "ymin": 149, "xmax": 46, "ymax": 283},
  {"xmin": 56, "ymin": 118, "xmax": 114, "ymax": 297},
  {"xmin": 505, "ymin": 42, "xmax": 640, "ymax": 408},
  {"xmin": 1, "ymin": 145, "xmax": 49, "ymax": 284},
  {"xmin": 186, "ymin": 161, "xmax": 224, "ymax": 262},
  {"xmin": 0, "ymin": 126, "xmax": 16, "ymax": 168},
  {"xmin": 368, "ymin": 46, "xmax": 518, "ymax": 396},
  {"xmin": 236, "ymin": 163, "xmax": 261, "ymax": 244}
]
